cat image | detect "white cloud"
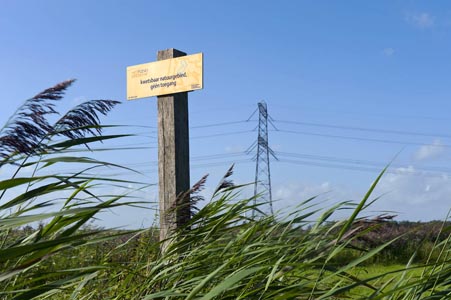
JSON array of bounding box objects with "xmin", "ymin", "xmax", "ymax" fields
[
  {"xmin": 405, "ymin": 12, "xmax": 435, "ymax": 29},
  {"xmin": 382, "ymin": 48, "xmax": 395, "ymax": 57},
  {"xmin": 272, "ymin": 181, "xmax": 361, "ymax": 220},
  {"xmin": 271, "ymin": 168, "xmax": 451, "ymax": 222},
  {"xmin": 274, "ymin": 181, "xmax": 332, "ymax": 201},
  {"xmin": 414, "ymin": 139, "xmax": 445, "ymax": 161},
  {"xmin": 372, "ymin": 167, "xmax": 451, "ymax": 220}
]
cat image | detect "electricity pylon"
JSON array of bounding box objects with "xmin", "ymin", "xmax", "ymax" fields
[{"xmin": 246, "ymin": 101, "xmax": 277, "ymax": 218}]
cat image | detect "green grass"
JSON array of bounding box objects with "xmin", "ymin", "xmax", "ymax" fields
[
  {"xmin": 345, "ymin": 265, "xmax": 424, "ymax": 297},
  {"xmin": 1, "ymin": 81, "xmax": 451, "ymax": 299}
]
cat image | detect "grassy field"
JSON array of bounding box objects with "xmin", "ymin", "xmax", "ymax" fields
[
  {"xmin": 345, "ymin": 265, "xmax": 424, "ymax": 297},
  {"xmin": 1, "ymin": 81, "xmax": 450, "ymax": 299}
]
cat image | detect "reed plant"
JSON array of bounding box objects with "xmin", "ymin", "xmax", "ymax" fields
[
  {"xmin": 1, "ymin": 81, "xmax": 450, "ymax": 299},
  {"xmin": 0, "ymin": 80, "xmax": 145, "ymax": 299}
]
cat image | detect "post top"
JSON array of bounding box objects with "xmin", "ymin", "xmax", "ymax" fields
[{"xmin": 157, "ymin": 48, "xmax": 187, "ymax": 61}]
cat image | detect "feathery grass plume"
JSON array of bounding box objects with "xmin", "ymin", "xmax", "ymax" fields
[
  {"xmin": 54, "ymin": 99, "xmax": 121, "ymax": 139},
  {"xmin": 0, "ymin": 80, "xmax": 74, "ymax": 162},
  {"xmin": 0, "ymin": 80, "xmax": 121, "ymax": 165},
  {"xmin": 189, "ymin": 174, "xmax": 209, "ymax": 215},
  {"xmin": 0, "ymin": 80, "xmax": 144, "ymax": 300},
  {"xmin": 169, "ymin": 167, "xmax": 234, "ymax": 232},
  {"xmin": 167, "ymin": 174, "xmax": 209, "ymax": 236},
  {"xmin": 213, "ymin": 164, "xmax": 235, "ymax": 195}
]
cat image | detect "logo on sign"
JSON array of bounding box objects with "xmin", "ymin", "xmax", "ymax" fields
[{"xmin": 131, "ymin": 68, "xmax": 148, "ymax": 78}]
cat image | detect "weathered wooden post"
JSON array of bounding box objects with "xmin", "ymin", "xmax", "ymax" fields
[
  {"xmin": 126, "ymin": 49, "xmax": 203, "ymax": 252},
  {"xmin": 157, "ymin": 49, "xmax": 190, "ymax": 251}
]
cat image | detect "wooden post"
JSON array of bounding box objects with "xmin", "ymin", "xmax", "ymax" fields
[{"xmin": 157, "ymin": 49, "xmax": 190, "ymax": 251}]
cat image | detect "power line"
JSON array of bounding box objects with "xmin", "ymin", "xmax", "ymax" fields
[
  {"xmin": 276, "ymin": 151, "xmax": 451, "ymax": 174},
  {"xmin": 106, "ymin": 142, "xmax": 157, "ymax": 147},
  {"xmin": 119, "ymin": 152, "xmax": 248, "ymax": 167},
  {"xmin": 111, "ymin": 119, "xmax": 255, "ymax": 130},
  {"xmin": 273, "ymin": 120, "xmax": 451, "ymax": 139},
  {"xmin": 108, "ymin": 124, "xmax": 157, "ymax": 129},
  {"xmin": 191, "ymin": 152, "xmax": 248, "ymax": 161},
  {"xmin": 274, "ymin": 129, "xmax": 451, "ymax": 148},
  {"xmin": 191, "ymin": 130, "xmax": 255, "ymax": 139},
  {"xmin": 191, "ymin": 159, "xmax": 253, "ymax": 169},
  {"xmin": 72, "ymin": 159, "xmax": 254, "ymax": 176},
  {"xmin": 270, "ymin": 104, "xmax": 451, "ymax": 122},
  {"xmin": 277, "ymin": 159, "xmax": 451, "ymax": 179},
  {"xmin": 42, "ymin": 152, "xmax": 250, "ymax": 175},
  {"xmin": 279, "ymin": 158, "xmax": 382, "ymax": 173},
  {"xmin": 44, "ymin": 149, "xmax": 451, "ymax": 178},
  {"xmin": 56, "ymin": 146, "xmax": 155, "ymax": 153},
  {"xmin": 191, "ymin": 120, "xmax": 255, "ymax": 129},
  {"xmin": 190, "ymin": 104, "xmax": 257, "ymax": 116}
]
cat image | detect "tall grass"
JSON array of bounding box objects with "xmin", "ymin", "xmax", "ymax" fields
[
  {"xmin": 0, "ymin": 80, "xmax": 146, "ymax": 299},
  {"xmin": 42, "ymin": 177, "xmax": 451, "ymax": 299},
  {"xmin": 1, "ymin": 81, "xmax": 450, "ymax": 299}
]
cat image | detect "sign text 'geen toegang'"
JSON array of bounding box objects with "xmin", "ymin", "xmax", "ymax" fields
[{"xmin": 126, "ymin": 53, "xmax": 203, "ymax": 100}]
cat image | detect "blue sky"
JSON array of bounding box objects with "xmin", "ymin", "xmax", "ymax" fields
[{"xmin": 1, "ymin": 1, "xmax": 451, "ymax": 227}]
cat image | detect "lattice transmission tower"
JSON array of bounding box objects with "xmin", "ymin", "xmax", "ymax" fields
[{"xmin": 246, "ymin": 101, "xmax": 277, "ymax": 218}]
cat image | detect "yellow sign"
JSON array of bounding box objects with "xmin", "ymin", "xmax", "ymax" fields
[{"xmin": 126, "ymin": 53, "xmax": 203, "ymax": 100}]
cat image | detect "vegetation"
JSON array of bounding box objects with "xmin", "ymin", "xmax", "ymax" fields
[
  {"xmin": 0, "ymin": 80, "xmax": 145, "ymax": 299},
  {"xmin": 1, "ymin": 81, "xmax": 451, "ymax": 299}
]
